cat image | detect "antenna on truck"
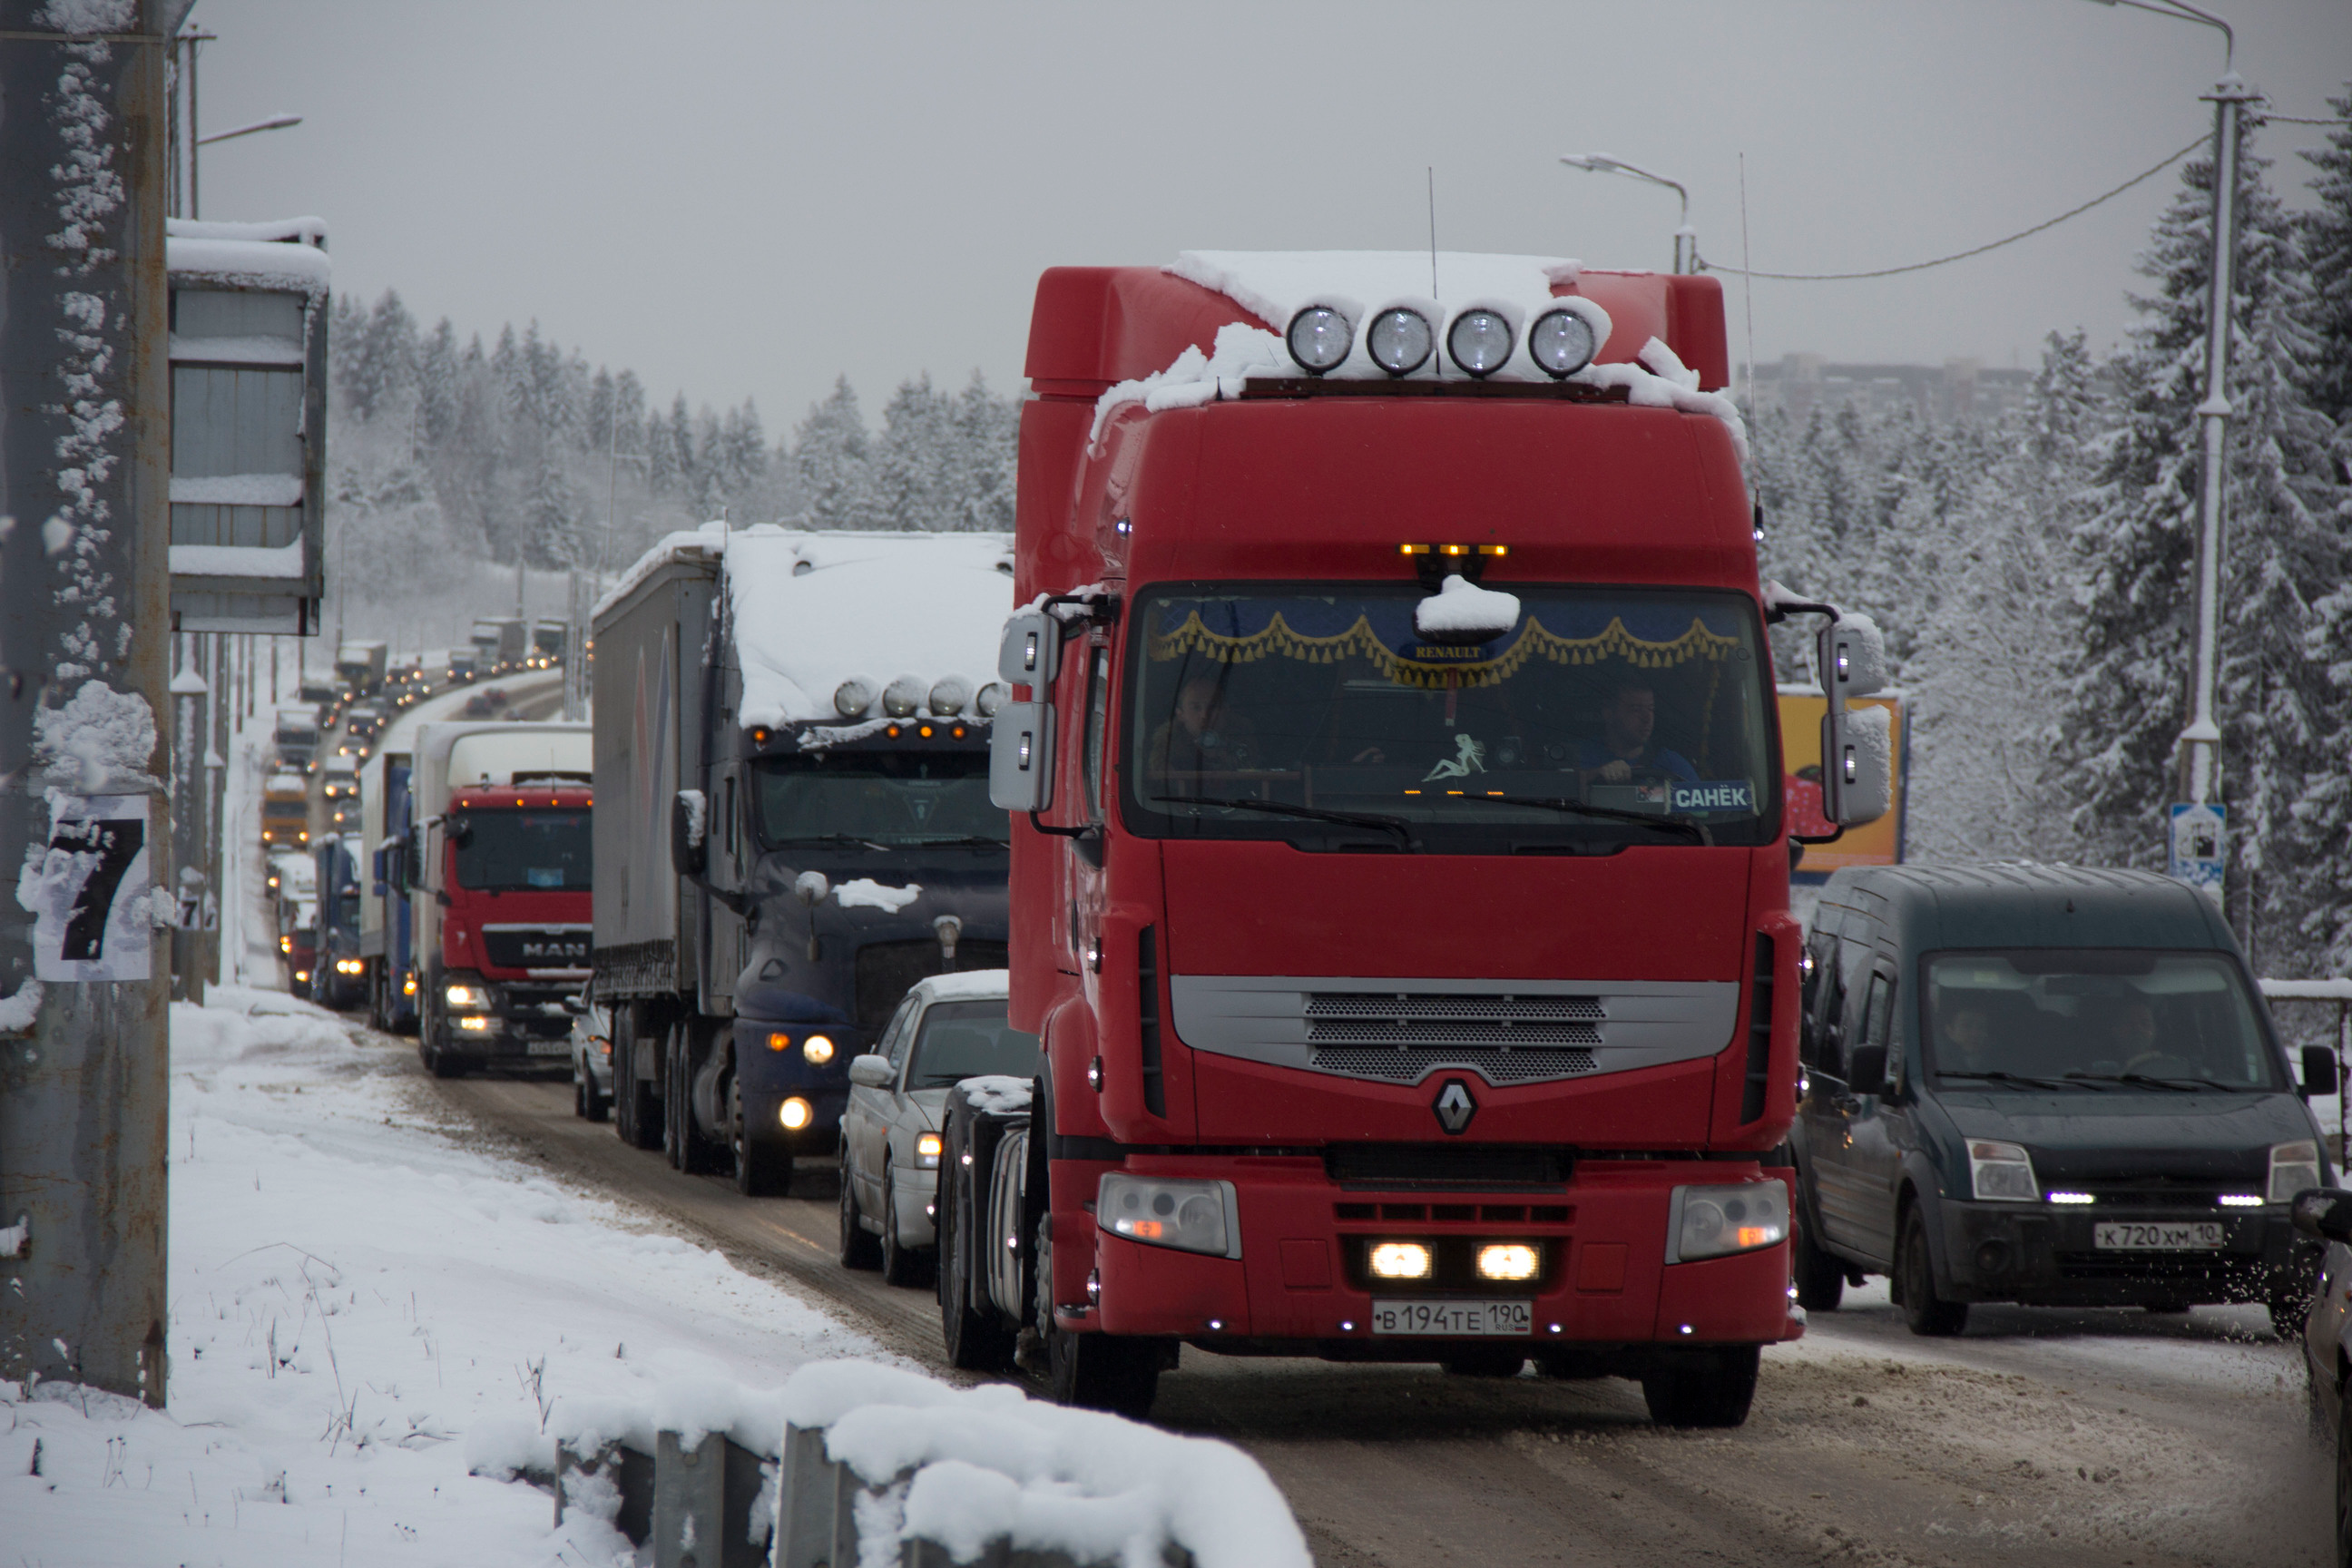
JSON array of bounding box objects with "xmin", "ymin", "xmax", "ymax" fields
[{"xmin": 1426, "ymin": 166, "xmax": 1439, "ymax": 299}]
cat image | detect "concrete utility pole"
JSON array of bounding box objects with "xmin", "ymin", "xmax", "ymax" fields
[{"xmin": 0, "ymin": 0, "xmax": 183, "ymax": 1407}]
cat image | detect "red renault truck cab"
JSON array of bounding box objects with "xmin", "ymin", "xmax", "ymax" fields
[{"xmin": 950, "ymin": 252, "xmax": 1891, "ymax": 1425}]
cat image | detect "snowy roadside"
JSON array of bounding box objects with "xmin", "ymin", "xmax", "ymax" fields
[{"xmin": 1, "ymin": 987, "xmax": 887, "ymax": 1567}]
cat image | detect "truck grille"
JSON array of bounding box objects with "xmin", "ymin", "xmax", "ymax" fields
[
  {"xmin": 1310, "ymin": 1046, "xmax": 1597, "ymax": 1083},
  {"xmin": 480, "ymin": 926, "xmax": 592, "ymax": 970},
  {"xmin": 1305, "ymin": 992, "xmax": 1602, "ymax": 1049},
  {"xmin": 854, "ymin": 939, "xmax": 1009, "ymax": 1032}
]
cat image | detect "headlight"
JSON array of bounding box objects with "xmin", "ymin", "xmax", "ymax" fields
[
  {"xmin": 1367, "ymin": 1240, "xmax": 1433, "ymax": 1280},
  {"xmin": 974, "ymin": 681, "xmax": 1004, "ymax": 718},
  {"xmin": 779, "ymin": 1096, "xmax": 813, "ymax": 1131},
  {"xmin": 457, "ymin": 1015, "xmax": 495, "ymax": 1033},
  {"xmin": 927, "ymin": 678, "xmax": 970, "ymax": 716},
  {"xmin": 1968, "ymin": 1139, "xmax": 2040, "ymax": 1201},
  {"xmin": 802, "ymin": 1034, "xmax": 836, "ymax": 1066},
  {"xmin": 1668, "ymin": 1181, "xmax": 1790, "ymax": 1262},
  {"xmin": 1286, "ymin": 304, "xmax": 1355, "ymax": 374},
  {"xmin": 2270, "ymin": 1141, "xmax": 2322, "ymax": 1202},
  {"xmin": 916, "ymin": 1132, "xmax": 943, "ymax": 1169},
  {"xmin": 1366, "ymin": 307, "xmax": 1433, "ymax": 376},
  {"xmin": 445, "ymin": 983, "xmax": 490, "ymax": 1008},
  {"xmin": 1527, "ymin": 306, "xmax": 1599, "ymax": 377},
  {"xmin": 337, "ymin": 959, "xmax": 364, "ymax": 975},
  {"xmin": 1097, "ymin": 1173, "xmax": 1239, "ymax": 1258},
  {"xmin": 882, "ymin": 675, "xmax": 926, "ymax": 719},
  {"xmin": 1475, "ymin": 1243, "xmax": 1541, "ymax": 1282},
  {"xmin": 1446, "ymin": 308, "xmax": 1514, "ymax": 377},
  {"xmin": 834, "ymin": 678, "xmax": 876, "ymax": 718}
]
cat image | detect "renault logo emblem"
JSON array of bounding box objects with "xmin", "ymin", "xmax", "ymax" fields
[{"xmin": 1432, "ymin": 1077, "xmax": 1477, "ymax": 1135}]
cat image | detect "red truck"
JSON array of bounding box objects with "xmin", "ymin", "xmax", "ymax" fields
[{"xmin": 940, "ymin": 251, "xmax": 1891, "ymax": 1423}]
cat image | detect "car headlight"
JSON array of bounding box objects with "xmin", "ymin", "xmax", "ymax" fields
[
  {"xmin": 1667, "ymin": 1181, "xmax": 1790, "ymax": 1262},
  {"xmin": 445, "ymin": 983, "xmax": 490, "ymax": 1008},
  {"xmin": 802, "ymin": 1034, "xmax": 836, "ymax": 1066},
  {"xmin": 2270, "ymin": 1141, "xmax": 2322, "ymax": 1202},
  {"xmin": 1097, "ymin": 1173, "xmax": 1240, "ymax": 1258},
  {"xmin": 916, "ymin": 1132, "xmax": 942, "ymax": 1170},
  {"xmin": 1968, "ymin": 1139, "xmax": 2041, "ymax": 1201}
]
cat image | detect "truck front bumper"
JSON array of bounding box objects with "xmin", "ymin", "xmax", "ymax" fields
[{"xmin": 1068, "ymin": 1154, "xmax": 1801, "ymax": 1352}]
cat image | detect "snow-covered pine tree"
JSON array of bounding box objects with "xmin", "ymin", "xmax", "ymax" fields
[
  {"xmin": 954, "ymin": 371, "xmax": 1017, "ymax": 533},
  {"xmin": 416, "ymin": 318, "xmax": 460, "ymax": 452},
  {"xmin": 873, "ymin": 374, "xmax": 957, "ymax": 529},
  {"xmin": 2054, "ymin": 114, "xmax": 2343, "ymax": 964},
  {"xmin": 793, "ymin": 377, "xmax": 875, "ymax": 529}
]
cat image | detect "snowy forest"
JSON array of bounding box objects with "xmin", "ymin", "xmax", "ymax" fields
[{"xmin": 320, "ymin": 101, "xmax": 2352, "ymax": 982}]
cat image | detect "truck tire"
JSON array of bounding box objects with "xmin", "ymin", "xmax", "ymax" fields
[
  {"xmin": 1792, "ymin": 1203, "xmax": 1846, "ymax": 1312},
  {"xmin": 1640, "ymin": 1345, "xmax": 1759, "ymax": 1428},
  {"xmin": 937, "ymin": 1108, "xmax": 1015, "ymax": 1372},
  {"xmin": 1046, "ymin": 1323, "xmax": 1160, "ymax": 1419},
  {"xmin": 880, "ymin": 1162, "xmax": 929, "ymax": 1288},
  {"xmin": 616, "ymin": 1009, "xmax": 662, "ymax": 1152},
  {"xmin": 1896, "ymin": 1208, "xmax": 1968, "ymax": 1337},
  {"xmin": 730, "ymin": 1079, "xmax": 789, "ymax": 1196},
  {"xmin": 665, "ymin": 1021, "xmax": 726, "ymax": 1176},
  {"xmin": 838, "ymin": 1152, "xmax": 883, "ymax": 1269}
]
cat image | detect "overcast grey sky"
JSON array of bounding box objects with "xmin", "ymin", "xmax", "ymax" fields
[{"xmin": 188, "ymin": 0, "xmax": 2347, "ymax": 431}]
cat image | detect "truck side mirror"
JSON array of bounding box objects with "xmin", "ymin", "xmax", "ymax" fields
[
  {"xmin": 1845, "ymin": 1044, "xmax": 1889, "ymax": 1097},
  {"xmin": 989, "ymin": 701, "xmax": 1056, "ymax": 813},
  {"xmin": 998, "ymin": 610, "xmax": 1059, "ymax": 688},
  {"xmin": 671, "ymin": 789, "xmax": 708, "ymax": 877},
  {"xmin": 2303, "ymin": 1045, "xmax": 2341, "ymax": 1099},
  {"xmin": 1817, "ymin": 615, "xmax": 1893, "ymax": 828}
]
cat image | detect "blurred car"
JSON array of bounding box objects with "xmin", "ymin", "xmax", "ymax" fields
[
  {"xmin": 837, "ymin": 970, "xmax": 1041, "ymax": 1286},
  {"xmin": 567, "ymin": 988, "xmax": 612, "ymax": 1122},
  {"xmin": 320, "ymin": 757, "xmax": 359, "ymax": 800},
  {"xmin": 2294, "ymin": 1188, "xmax": 2352, "ymax": 1565},
  {"xmin": 281, "ymin": 897, "xmax": 318, "ymax": 993}
]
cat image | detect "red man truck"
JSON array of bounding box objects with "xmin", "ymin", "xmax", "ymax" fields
[{"xmin": 939, "ymin": 251, "xmax": 1892, "ymax": 1424}]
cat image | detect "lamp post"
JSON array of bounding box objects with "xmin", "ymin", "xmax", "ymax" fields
[
  {"xmin": 1560, "ymin": 153, "xmax": 1694, "ymax": 274},
  {"xmin": 2082, "ymin": 1, "xmax": 2247, "ymax": 893}
]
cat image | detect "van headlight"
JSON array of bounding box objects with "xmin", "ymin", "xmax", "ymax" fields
[
  {"xmin": 1969, "ymin": 1139, "xmax": 2041, "ymax": 1201},
  {"xmin": 1667, "ymin": 1181, "xmax": 1789, "ymax": 1262},
  {"xmin": 2270, "ymin": 1141, "xmax": 2322, "ymax": 1202},
  {"xmin": 1097, "ymin": 1173, "xmax": 1240, "ymax": 1258}
]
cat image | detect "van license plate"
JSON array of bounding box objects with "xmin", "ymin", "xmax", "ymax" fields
[
  {"xmin": 2093, "ymin": 1221, "xmax": 2222, "ymax": 1250},
  {"xmin": 525, "ymin": 1040, "xmax": 570, "ymax": 1057},
  {"xmin": 1371, "ymin": 1300, "xmax": 1532, "ymax": 1337}
]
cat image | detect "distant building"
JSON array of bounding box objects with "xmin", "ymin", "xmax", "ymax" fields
[{"xmin": 1743, "ymin": 354, "xmax": 2034, "ymax": 425}]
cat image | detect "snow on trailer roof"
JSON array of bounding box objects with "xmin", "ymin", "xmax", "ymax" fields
[
  {"xmin": 165, "ymin": 217, "xmax": 332, "ymax": 300},
  {"xmin": 598, "ymin": 524, "xmax": 1016, "ymax": 731},
  {"xmin": 1100, "ymin": 250, "xmax": 1746, "ymax": 460}
]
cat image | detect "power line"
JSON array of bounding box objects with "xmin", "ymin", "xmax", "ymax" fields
[{"xmin": 1697, "ymin": 136, "xmax": 2204, "ymax": 282}]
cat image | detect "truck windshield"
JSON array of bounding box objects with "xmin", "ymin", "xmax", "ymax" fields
[
  {"xmin": 1123, "ymin": 583, "xmax": 1778, "ymax": 853},
  {"xmin": 1925, "ymin": 951, "xmax": 2283, "ymax": 1092},
  {"xmin": 453, "ymin": 808, "xmax": 593, "ymax": 891},
  {"xmin": 904, "ymin": 1000, "xmax": 1042, "ymax": 1090},
  {"xmin": 752, "ymin": 751, "xmax": 1004, "ymax": 848}
]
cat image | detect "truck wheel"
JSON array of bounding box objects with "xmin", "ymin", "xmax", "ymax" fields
[
  {"xmin": 838, "ymin": 1152, "xmax": 883, "ymax": 1270},
  {"xmin": 730, "ymin": 1080, "xmax": 789, "ymax": 1197},
  {"xmin": 937, "ymin": 1115, "xmax": 1015, "ymax": 1372},
  {"xmin": 880, "ymin": 1163, "xmax": 930, "ymax": 1288},
  {"xmin": 1897, "ymin": 1209, "xmax": 1968, "ymax": 1337},
  {"xmin": 1641, "ymin": 1345, "xmax": 1759, "ymax": 1428},
  {"xmin": 1792, "ymin": 1205, "xmax": 1846, "ymax": 1312},
  {"xmin": 427, "ymin": 1044, "xmax": 466, "ymax": 1080},
  {"xmin": 1047, "ymin": 1324, "xmax": 1160, "ymax": 1419}
]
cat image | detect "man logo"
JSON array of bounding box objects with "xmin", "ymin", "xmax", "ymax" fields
[{"xmin": 1432, "ymin": 1077, "xmax": 1477, "ymax": 1136}]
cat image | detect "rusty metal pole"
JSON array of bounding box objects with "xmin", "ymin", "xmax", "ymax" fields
[{"xmin": 0, "ymin": 0, "xmax": 182, "ymax": 1406}]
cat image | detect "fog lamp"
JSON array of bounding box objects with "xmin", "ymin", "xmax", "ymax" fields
[
  {"xmin": 457, "ymin": 1015, "xmax": 494, "ymax": 1033},
  {"xmin": 916, "ymin": 1132, "xmax": 942, "ymax": 1169},
  {"xmin": 337, "ymin": 959, "xmax": 364, "ymax": 975},
  {"xmin": 833, "ymin": 678, "xmax": 877, "ymax": 718},
  {"xmin": 802, "ymin": 1034, "xmax": 836, "ymax": 1065},
  {"xmin": 1446, "ymin": 308, "xmax": 1514, "ymax": 377},
  {"xmin": 1527, "ymin": 306, "xmax": 1599, "ymax": 377},
  {"xmin": 1475, "ymin": 1243, "xmax": 1541, "ymax": 1282},
  {"xmin": 779, "ymin": 1096, "xmax": 813, "ymax": 1132},
  {"xmin": 1286, "ymin": 305, "xmax": 1355, "ymax": 374},
  {"xmin": 1366, "ymin": 307, "xmax": 1433, "ymax": 376},
  {"xmin": 1368, "ymin": 1241, "xmax": 1434, "ymax": 1280},
  {"xmin": 2218, "ymin": 1193, "xmax": 2262, "ymax": 1208}
]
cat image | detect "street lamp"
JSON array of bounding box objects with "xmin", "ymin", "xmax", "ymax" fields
[
  {"xmin": 1560, "ymin": 154, "xmax": 1695, "ymax": 274},
  {"xmin": 198, "ymin": 112, "xmax": 303, "ymax": 145},
  {"xmin": 2082, "ymin": 0, "xmax": 2246, "ymax": 891}
]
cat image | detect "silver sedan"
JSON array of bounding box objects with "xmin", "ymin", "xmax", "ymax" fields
[{"xmin": 838, "ymin": 971, "xmax": 1041, "ymax": 1288}]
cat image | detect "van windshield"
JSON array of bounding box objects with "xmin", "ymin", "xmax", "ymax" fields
[{"xmin": 1924, "ymin": 950, "xmax": 2283, "ymax": 1091}]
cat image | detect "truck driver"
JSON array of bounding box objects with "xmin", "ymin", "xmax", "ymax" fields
[{"xmin": 1573, "ymin": 674, "xmax": 1699, "ymax": 788}]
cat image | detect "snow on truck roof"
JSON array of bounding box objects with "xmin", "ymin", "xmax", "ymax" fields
[
  {"xmin": 598, "ymin": 524, "xmax": 1015, "ymax": 731},
  {"xmin": 1093, "ymin": 250, "xmax": 1746, "ymax": 459}
]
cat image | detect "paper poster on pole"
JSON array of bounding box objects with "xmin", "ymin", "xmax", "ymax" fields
[
  {"xmin": 2168, "ymin": 802, "xmax": 2226, "ymax": 902},
  {"xmin": 26, "ymin": 793, "xmax": 155, "ymax": 982}
]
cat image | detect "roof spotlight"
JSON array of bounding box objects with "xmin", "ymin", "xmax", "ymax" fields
[
  {"xmin": 833, "ymin": 677, "xmax": 877, "ymax": 718},
  {"xmin": 1527, "ymin": 307, "xmax": 1599, "ymax": 377},
  {"xmin": 974, "ymin": 681, "xmax": 1004, "ymax": 718},
  {"xmin": 882, "ymin": 675, "xmax": 926, "ymax": 719},
  {"xmin": 1366, "ymin": 308, "xmax": 1433, "ymax": 377},
  {"xmin": 1286, "ymin": 305, "xmax": 1355, "ymax": 375},
  {"xmin": 1446, "ymin": 308, "xmax": 1515, "ymax": 377},
  {"xmin": 928, "ymin": 676, "xmax": 971, "ymax": 716}
]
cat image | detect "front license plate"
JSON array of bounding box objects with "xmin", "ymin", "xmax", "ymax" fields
[
  {"xmin": 2093, "ymin": 1220, "xmax": 2222, "ymax": 1250},
  {"xmin": 1371, "ymin": 1299, "xmax": 1533, "ymax": 1337},
  {"xmin": 525, "ymin": 1040, "xmax": 571, "ymax": 1057}
]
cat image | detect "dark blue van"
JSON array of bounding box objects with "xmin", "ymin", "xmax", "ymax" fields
[{"xmin": 1788, "ymin": 864, "xmax": 2336, "ymax": 1335}]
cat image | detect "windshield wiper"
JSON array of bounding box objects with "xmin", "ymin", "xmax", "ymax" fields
[
  {"xmin": 1437, "ymin": 792, "xmax": 1712, "ymax": 847},
  {"xmin": 2065, "ymin": 1072, "xmax": 2242, "ymax": 1093},
  {"xmin": 1152, "ymin": 795, "xmax": 1413, "ymax": 851},
  {"xmin": 1938, "ymin": 1069, "xmax": 2090, "ymax": 1091},
  {"xmin": 902, "ymin": 834, "xmax": 1011, "ymax": 848},
  {"xmin": 774, "ymin": 833, "xmax": 894, "ymax": 852}
]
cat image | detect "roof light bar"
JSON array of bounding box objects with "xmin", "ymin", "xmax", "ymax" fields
[
  {"xmin": 1286, "ymin": 305, "xmax": 1355, "ymax": 375},
  {"xmin": 1366, "ymin": 307, "xmax": 1433, "ymax": 377}
]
